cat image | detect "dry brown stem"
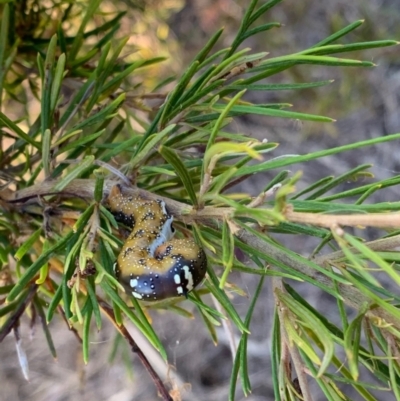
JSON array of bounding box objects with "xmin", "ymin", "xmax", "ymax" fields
[
  {"xmin": 0, "ymin": 284, "xmax": 38, "ymax": 342},
  {"xmin": 285, "ymin": 205, "xmax": 400, "ymax": 229},
  {"xmin": 272, "ymin": 278, "xmax": 314, "ymax": 401},
  {"xmin": 3, "ymin": 178, "xmax": 400, "ymax": 329},
  {"xmin": 98, "ymin": 299, "xmax": 173, "ymax": 401}
]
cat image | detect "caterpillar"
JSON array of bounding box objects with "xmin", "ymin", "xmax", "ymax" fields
[{"xmin": 107, "ymin": 185, "xmax": 207, "ymax": 301}]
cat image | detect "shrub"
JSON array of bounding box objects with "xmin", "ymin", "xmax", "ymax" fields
[{"xmin": 1, "ymin": 0, "xmax": 400, "ymax": 400}]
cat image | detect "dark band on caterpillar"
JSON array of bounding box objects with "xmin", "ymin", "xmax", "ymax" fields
[{"xmin": 107, "ymin": 185, "xmax": 207, "ymax": 301}]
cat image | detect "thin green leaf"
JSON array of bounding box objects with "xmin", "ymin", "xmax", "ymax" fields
[
  {"xmin": 236, "ymin": 132, "xmax": 400, "ymax": 176},
  {"xmin": 70, "ymin": 285, "xmax": 83, "ymax": 325},
  {"xmin": 36, "ymin": 238, "xmax": 50, "ymax": 285},
  {"xmin": 42, "ymin": 128, "xmax": 51, "ymax": 177},
  {"xmin": 130, "ymin": 124, "xmax": 176, "ymax": 168},
  {"xmin": 227, "ymin": 80, "xmax": 334, "ymax": 92},
  {"xmin": 100, "ymin": 280, "xmax": 162, "ymax": 353},
  {"xmin": 344, "ymin": 233, "xmax": 400, "ymax": 287},
  {"xmin": 69, "ymin": 0, "xmax": 102, "ymax": 60},
  {"xmin": 0, "ymin": 284, "xmax": 14, "ymax": 296},
  {"xmin": 87, "ymin": 277, "xmax": 102, "ymax": 330},
  {"xmin": 292, "ymin": 176, "xmax": 334, "ymax": 199},
  {"xmin": 240, "ymin": 22, "xmax": 281, "ymax": 42},
  {"xmin": 56, "ymin": 130, "xmax": 104, "ymax": 155},
  {"xmin": 344, "ymin": 304, "xmax": 368, "ymax": 380},
  {"xmin": 0, "ymin": 3, "xmax": 9, "ymax": 107},
  {"xmin": 82, "ymin": 302, "xmax": 92, "ymax": 364},
  {"xmin": 321, "ymin": 175, "xmax": 400, "ymax": 202},
  {"xmin": 206, "ymin": 267, "xmax": 248, "ymax": 333},
  {"xmin": 238, "ymin": 277, "xmax": 265, "ymax": 398},
  {"xmin": 241, "ymin": 55, "xmax": 374, "ymax": 86},
  {"xmin": 300, "ymin": 350, "xmax": 343, "ymax": 401},
  {"xmin": 57, "ymin": 23, "xmax": 67, "ymax": 54},
  {"xmin": 59, "ymin": 73, "xmax": 96, "ymax": 126},
  {"xmin": 14, "ymin": 228, "xmax": 42, "ymax": 261},
  {"xmin": 46, "ymin": 283, "xmax": 63, "ymax": 322},
  {"xmin": 356, "ymin": 185, "xmax": 381, "ymax": 205},
  {"xmin": 305, "ymin": 164, "xmax": 373, "ymax": 200},
  {"xmin": 101, "ymin": 60, "xmax": 146, "ymax": 95},
  {"xmin": 41, "ymin": 34, "xmax": 57, "ymax": 133},
  {"xmin": 7, "ymin": 232, "xmax": 74, "ymax": 302},
  {"xmin": 158, "ymin": 145, "xmax": 198, "ymax": 206},
  {"xmin": 338, "ymin": 266, "xmax": 400, "ymax": 323},
  {"xmin": 213, "ymin": 104, "xmax": 334, "ymax": 123},
  {"xmin": 247, "ymin": 0, "xmax": 282, "ymax": 27},
  {"xmin": 72, "ymin": 93, "xmax": 125, "ymax": 131},
  {"xmin": 303, "ymin": 40, "xmax": 399, "ymax": 56},
  {"xmin": 173, "ymin": 79, "xmax": 226, "ymax": 118},
  {"xmin": 196, "ymin": 302, "xmax": 219, "ymax": 345},
  {"xmin": 220, "ymin": 219, "xmax": 234, "ymax": 288},
  {"xmin": 206, "ymin": 167, "xmax": 238, "ymax": 197},
  {"xmin": 205, "ymin": 90, "xmax": 247, "ymax": 156},
  {"xmin": 0, "ymin": 297, "xmax": 23, "ymax": 317},
  {"xmin": 52, "ymin": 156, "xmax": 94, "ymax": 192},
  {"xmin": 84, "ymin": 11, "xmax": 126, "ymax": 39},
  {"xmin": 50, "ymin": 53, "xmax": 66, "ymax": 111},
  {"xmin": 130, "ymin": 296, "xmax": 167, "ymax": 361},
  {"xmin": 159, "ymin": 60, "xmax": 200, "ymax": 127},
  {"xmin": 311, "ymin": 20, "xmax": 364, "ymax": 48},
  {"xmin": 284, "ymin": 313, "xmax": 321, "ymax": 364},
  {"xmin": 388, "ymin": 345, "xmax": 400, "ymax": 401},
  {"xmin": 277, "ymin": 290, "xmax": 334, "ymax": 377},
  {"xmin": 271, "ymin": 310, "xmax": 282, "ymax": 401},
  {"xmin": 112, "ymin": 301, "xmax": 123, "ymax": 326},
  {"xmin": 34, "ymin": 296, "xmax": 57, "ymax": 359},
  {"xmin": 188, "ymin": 293, "xmax": 225, "ymax": 321},
  {"xmin": 0, "ymin": 111, "xmax": 40, "ymax": 149}
]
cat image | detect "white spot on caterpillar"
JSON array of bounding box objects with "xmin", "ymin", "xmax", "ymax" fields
[
  {"xmin": 183, "ymin": 265, "xmax": 194, "ymax": 290},
  {"xmin": 148, "ymin": 214, "xmax": 174, "ymax": 256},
  {"xmin": 132, "ymin": 291, "xmax": 143, "ymax": 299},
  {"xmin": 130, "ymin": 278, "xmax": 138, "ymax": 288},
  {"xmin": 174, "ymin": 274, "xmax": 181, "ymax": 284},
  {"xmin": 160, "ymin": 200, "xmax": 168, "ymax": 216},
  {"xmin": 177, "ymin": 286, "xmax": 183, "ymax": 294}
]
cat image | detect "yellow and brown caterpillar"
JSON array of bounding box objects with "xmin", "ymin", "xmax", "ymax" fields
[{"xmin": 107, "ymin": 185, "xmax": 207, "ymax": 301}]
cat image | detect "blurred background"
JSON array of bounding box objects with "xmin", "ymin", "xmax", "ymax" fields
[{"xmin": 1, "ymin": 0, "xmax": 400, "ymax": 400}]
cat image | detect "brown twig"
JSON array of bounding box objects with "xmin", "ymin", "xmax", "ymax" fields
[
  {"xmin": 3, "ymin": 179, "xmax": 400, "ymax": 329},
  {"xmin": 273, "ymin": 278, "xmax": 314, "ymax": 401},
  {"xmin": 7, "ymin": 178, "xmax": 400, "ymax": 230},
  {"xmin": 45, "ymin": 266, "xmax": 83, "ymax": 344},
  {"xmin": 221, "ymin": 173, "xmax": 252, "ymax": 193},
  {"xmin": 285, "ymin": 206, "xmax": 400, "ymax": 229},
  {"xmin": 0, "ymin": 284, "xmax": 38, "ymax": 342},
  {"xmin": 46, "ymin": 260, "xmax": 167, "ymax": 398},
  {"xmin": 0, "ymin": 178, "xmax": 233, "ymax": 221},
  {"xmin": 238, "ymin": 228, "xmax": 400, "ymax": 328},
  {"xmin": 314, "ymin": 234, "xmax": 400, "ymax": 265},
  {"xmin": 211, "ymin": 294, "xmax": 237, "ymax": 360},
  {"xmin": 58, "ymin": 305, "xmax": 83, "ymax": 344},
  {"xmin": 98, "ymin": 298, "xmax": 173, "ymax": 401}
]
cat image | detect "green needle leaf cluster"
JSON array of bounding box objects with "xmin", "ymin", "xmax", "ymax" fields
[{"xmin": 0, "ymin": 1, "xmax": 400, "ymax": 400}]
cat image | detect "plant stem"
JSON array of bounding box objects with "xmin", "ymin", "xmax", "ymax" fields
[{"xmin": 4, "ymin": 179, "xmax": 400, "ymax": 329}]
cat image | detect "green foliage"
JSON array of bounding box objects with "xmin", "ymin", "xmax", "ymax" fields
[{"xmin": 0, "ymin": 0, "xmax": 400, "ymax": 400}]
